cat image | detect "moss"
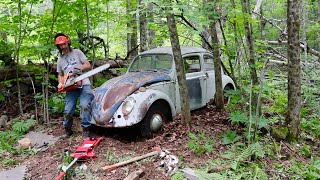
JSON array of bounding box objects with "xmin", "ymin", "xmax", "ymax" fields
[
  {"xmin": 285, "ymin": 131, "xmax": 298, "ymax": 142},
  {"xmin": 271, "ymin": 127, "xmax": 289, "ymax": 141}
]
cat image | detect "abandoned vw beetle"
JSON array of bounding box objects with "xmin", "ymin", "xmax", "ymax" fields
[{"xmin": 91, "ymin": 46, "xmax": 235, "ymax": 136}]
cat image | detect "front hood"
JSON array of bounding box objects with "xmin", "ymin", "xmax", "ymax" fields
[{"xmin": 92, "ymin": 72, "xmax": 171, "ymax": 126}]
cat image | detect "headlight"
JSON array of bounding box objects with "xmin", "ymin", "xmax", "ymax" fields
[{"xmin": 122, "ymin": 97, "xmax": 135, "ymax": 116}]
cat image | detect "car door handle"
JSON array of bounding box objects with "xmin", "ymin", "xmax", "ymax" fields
[{"xmin": 200, "ymin": 75, "xmax": 207, "ymax": 80}]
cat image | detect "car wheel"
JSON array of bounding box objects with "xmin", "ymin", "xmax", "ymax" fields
[{"xmin": 140, "ymin": 102, "xmax": 170, "ymax": 137}]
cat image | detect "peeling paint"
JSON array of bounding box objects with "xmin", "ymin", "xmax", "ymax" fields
[{"xmin": 92, "ymin": 72, "xmax": 170, "ymax": 126}]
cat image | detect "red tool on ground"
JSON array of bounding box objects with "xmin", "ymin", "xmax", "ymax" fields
[{"xmin": 55, "ymin": 137, "xmax": 103, "ymax": 180}]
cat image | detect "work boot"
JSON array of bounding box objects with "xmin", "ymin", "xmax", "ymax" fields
[
  {"xmin": 62, "ymin": 128, "xmax": 73, "ymax": 139},
  {"xmin": 82, "ymin": 127, "xmax": 91, "ymax": 139}
]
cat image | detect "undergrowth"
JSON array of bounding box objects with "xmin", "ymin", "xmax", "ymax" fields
[
  {"xmin": 0, "ymin": 119, "xmax": 36, "ymax": 167},
  {"xmin": 174, "ymin": 62, "xmax": 320, "ymax": 179}
]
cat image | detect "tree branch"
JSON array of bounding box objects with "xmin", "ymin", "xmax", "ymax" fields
[{"xmin": 266, "ymin": 40, "xmax": 320, "ymax": 57}]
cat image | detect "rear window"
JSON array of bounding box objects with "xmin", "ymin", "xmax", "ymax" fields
[{"xmin": 204, "ymin": 55, "xmax": 214, "ymax": 71}]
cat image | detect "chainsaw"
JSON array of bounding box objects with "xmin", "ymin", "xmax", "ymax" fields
[
  {"xmin": 55, "ymin": 137, "xmax": 103, "ymax": 180},
  {"xmin": 58, "ymin": 63, "xmax": 110, "ymax": 92}
]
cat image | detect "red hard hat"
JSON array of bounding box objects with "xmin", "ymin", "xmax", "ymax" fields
[{"xmin": 55, "ymin": 36, "xmax": 69, "ymax": 45}]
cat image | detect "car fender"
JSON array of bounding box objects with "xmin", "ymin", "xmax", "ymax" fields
[
  {"xmin": 222, "ymin": 75, "xmax": 236, "ymax": 89},
  {"xmin": 92, "ymin": 88, "xmax": 176, "ymax": 128}
]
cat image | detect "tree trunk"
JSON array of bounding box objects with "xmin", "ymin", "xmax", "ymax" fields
[
  {"xmin": 285, "ymin": 0, "xmax": 301, "ymax": 141},
  {"xmin": 241, "ymin": 0, "xmax": 259, "ymax": 109},
  {"xmin": 318, "ymin": 0, "xmax": 320, "ymax": 21},
  {"xmin": 139, "ymin": 0, "xmax": 148, "ymax": 52},
  {"xmin": 126, "ymin": 0, "xmax": 131, "ymax": 59},
  {"xmin": 126, "ymin": 0, "xmax": 138, "ymax": 60},
  {"xmin": 167, "ymin": 13, "xmax": 191, "ymax": 125},
  {"xmin": 15, "ymin": 0, "xmax": 23, "ymax": 115},
  {"xmin": 208, "ymin": 0, "xmax": 224, "ymax": 110}
]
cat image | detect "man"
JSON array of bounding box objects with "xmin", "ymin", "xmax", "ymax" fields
[{"xmin": 55, "ymin": 33, "xmax": 93, "ymax": 139}]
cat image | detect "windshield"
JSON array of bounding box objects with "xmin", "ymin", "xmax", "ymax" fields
[{"xmin": 129, "ymin": 54, "xmax": 173, "ymax": 73}]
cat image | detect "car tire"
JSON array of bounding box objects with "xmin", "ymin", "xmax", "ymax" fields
[{"xmin": 140, "ymin": 102, "xmax": 170, "ymax": 138}]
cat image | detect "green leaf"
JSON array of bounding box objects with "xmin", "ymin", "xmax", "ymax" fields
[
  {"xmin": 222, "ymin": 130, "xmax": 241, "ymax": 145},
  {"xmin": 0, "ymin": 93, "xmax": 5, "ymax": 102},
  {"xmin": 229, "ymin": 111, "xmax": 248, "ymax": 125}
]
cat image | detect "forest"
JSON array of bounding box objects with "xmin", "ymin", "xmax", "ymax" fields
[{"xmin": 0, "ymin": 0, "xmax": 319, "ymax": 179}]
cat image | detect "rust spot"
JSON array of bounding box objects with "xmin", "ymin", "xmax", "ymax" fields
[{"xmin": 103, "ymin": 83, "xmax": 138, "ymax": 111}]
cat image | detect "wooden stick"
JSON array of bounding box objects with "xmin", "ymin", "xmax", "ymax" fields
[{"xmin": 101, "ymin": 150, "xmax": 160, "ymax": 171}]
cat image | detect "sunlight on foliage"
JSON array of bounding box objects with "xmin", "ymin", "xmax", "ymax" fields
[{"xmin": 264, "ymin": 90, "xmax": 287, "ymax": 115}]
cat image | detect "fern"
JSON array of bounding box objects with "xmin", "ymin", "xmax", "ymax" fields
[
  {"xmin": 187, "ymin": 132, "xmax": 216, "ymax": 157},
  {"xmin": 229, "ymin": 111, "xmax": 248, "ymax": 125},
  {"xmin": 290, "ymin": 157, "xmax": 320, "ymax": 179},
  {"xmin": 49, "ymin": 94, "xmax": 65, "ymax": 114},
  {"xmin": 221, "ymin": 130, "xmax": 241, "ymax": 145},
  {"xmin": 195, "ymin": 169, "xmax": 226, "ymax": 180},
  {"xmin": 236, "ymin": 143, "xmax": 265, "ymax": 162},
  {"xmin": 12, "ymin": 119, "xmax": 36, "ymax": 133}
]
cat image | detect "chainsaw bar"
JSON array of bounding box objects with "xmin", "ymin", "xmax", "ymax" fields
[{"xmin": 65, "ymin": 63, "xmax": 110, "ymax": 87}]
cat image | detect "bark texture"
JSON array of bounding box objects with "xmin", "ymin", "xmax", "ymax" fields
[
  {"xmin": 126, "ymin": 0, "xmax": 138, "ymax": 60},
  {"xmin": 286, "ymin": 0, "xmax": 302, "ymax": 141},
  {"xmin": 208, "ymin": 0, "xmax": 224, "ymax": 110},
  {"xmin": 139, "ymin": 0, "xmax": 148, "ymax": 52},
  {"xmin": 167, "ymin": 13, "xmax": 191, "ymax": 125}
]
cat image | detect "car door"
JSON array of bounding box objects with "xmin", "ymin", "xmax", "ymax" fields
[
  {"xmin": 203, "ymin": 54, "xmax": 215, "ymax": 103},
  {"xmin": 184, "ymin": 54, "xmax": 207, "ymax": 110}
]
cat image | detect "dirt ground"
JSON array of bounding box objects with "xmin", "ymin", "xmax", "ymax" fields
[{"xmin": 16, "ymin": 105, "xmax": 235, "ymax": 180}]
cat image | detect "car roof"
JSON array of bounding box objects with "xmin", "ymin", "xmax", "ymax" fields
[{"xmin": 139, "ymin": 46, "xmax": 211, "ymax": 56}]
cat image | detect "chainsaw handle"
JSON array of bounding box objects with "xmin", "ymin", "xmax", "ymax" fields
[{"xmin": 55, "ymin": 172, "xmax": 65, "ymax": 180}]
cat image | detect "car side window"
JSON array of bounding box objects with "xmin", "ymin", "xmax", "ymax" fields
[
  {"xmin": 204, "ymin": 55, "xmax": 214, "ymax": 71},
  {"xmin": 184, "ymin": 55, "xmax": 201, "ymax": 73}
]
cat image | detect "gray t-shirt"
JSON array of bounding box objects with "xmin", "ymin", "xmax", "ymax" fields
[{"xmin": 57, "ymin": 49, "xmax": 90, "ymax": 85}]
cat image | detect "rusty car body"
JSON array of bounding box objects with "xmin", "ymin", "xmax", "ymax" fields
[{"xmin": 91, "ymin": 46, "xmax": 235, "ymax": 136}]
